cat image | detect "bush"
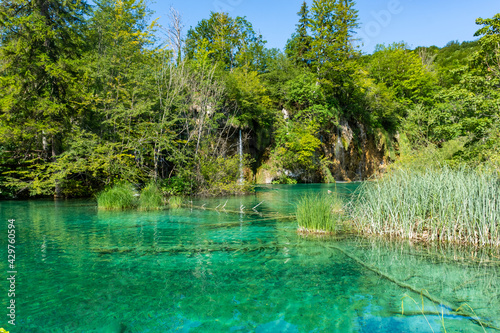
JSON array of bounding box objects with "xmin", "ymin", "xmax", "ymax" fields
[
  {"xmin": 138, "ymin": 182, "xmax": 164, "ymax": 211},
  {"xmin": 97, "ymin": 182, "xmax": 136, "ymax": 210},
  {"xmin": 296, "ymin": 194, "xmax": 344, "ymax": 234},
  {"xmin": 168, "ymin": 196, "xmax": 183, "ymax": 209},
  {"xmin": 272, "ymin": 121, "xmax": 322, "ymax": 178},
  {"xmin": 160, "ymin": 176, "xmax": 191, "ymax": 196},
  {"xmin": 272, "ymin": 174, "xmax": 298, "ymax": 185},
  {"xmin": 196, "ymin": 153, "xmax": 254, "ymax": 196}
]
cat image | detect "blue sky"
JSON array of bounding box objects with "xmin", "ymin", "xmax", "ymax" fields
[{"xmin": 147, "ymin": 0, "xmax": 500, "ymax": 54}]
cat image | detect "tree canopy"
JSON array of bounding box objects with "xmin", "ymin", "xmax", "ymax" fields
[{"xmin": 0, "ymin": 0, "xmax": 499, "ymax": 198}]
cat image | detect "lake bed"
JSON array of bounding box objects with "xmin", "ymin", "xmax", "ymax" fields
[{"xmin": 1, "ymin": 184, "xmax": 498, "ymax": 332}]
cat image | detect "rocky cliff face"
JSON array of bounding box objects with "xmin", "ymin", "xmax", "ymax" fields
[
  {"xmin": 322, "ymin": 120, "xmax": 390, "ymax": 182},
  {"xmin": 249, "ymin": 119, "xmax": 393, "ymax": 184}
]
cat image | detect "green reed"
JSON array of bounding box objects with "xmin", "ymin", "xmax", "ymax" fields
[
  {"xmin": 168, "ymin": 195, "xmax": 183, "ymax": 209},
  {"xmin": 138, "ymin": 182, "xmax": 164, "ymax": 211},
  {"xmin": 97, "ymin": 182, "xmax": 136, "ymax": 210},
  {"xmin": 351, "ymin": 167, "xmax": 500, "ymax": 247},
  {"xmin": 296, "ymin": 194, "xmax": 344, "ymax": 234}
]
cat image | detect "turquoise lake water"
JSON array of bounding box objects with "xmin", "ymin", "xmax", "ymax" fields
[{"xmin": 0, "ymin": 184, "xmax": 499, "ymax": 332}]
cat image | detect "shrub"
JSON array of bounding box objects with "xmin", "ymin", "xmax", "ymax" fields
[
  {"xmin": 160, "ymin": 176, "xmax": 191, "ymax": 196},
  {"xmin": 97, "ymin": 182, "xmax": 136, "ymax": 210},
  {"xmin": 196, "ymin": 153, "xmax": 253, "ymax": 196},
  {"xmin": 168, "ymin": 196, "xmax": 183, "ymax": 209},
  {"xmin": 272, "ymin": 174, "xmax": 298, "ymax": 185},
  {"xmin": 138, "ymin": 182, "xmax": 164, "ymax": 211}
]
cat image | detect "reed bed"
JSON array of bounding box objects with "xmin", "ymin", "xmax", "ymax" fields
[
  {"xmin": 168, "ymin": 195, "xmax": 183, "ymax": 209},
  {"xmin": 138, "ymin": 182, "xmax": 164, "ymax": 211},
  {"xmin": 351, "ymin": 167, "xmax": 500, "ymax": 247},
  {"xmin": 297, "ymin": 194, "xmax": 344, "ymax": 234},
  {"xmin": 97, "ymin": 182, "xmax": 136, "ymax": 210}
]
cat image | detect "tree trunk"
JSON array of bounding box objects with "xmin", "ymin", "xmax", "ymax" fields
[
  {"xmin": 42, "ymin": 131, "xmax": 48, "ymax": 159},
  {"xmin": 52, "ymin": 134, "xmax": 63, "ymax": 198}
]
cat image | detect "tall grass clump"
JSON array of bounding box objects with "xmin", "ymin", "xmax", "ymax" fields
[
  {"xmin": 168, "ymin": 195, "xmax": 183, "ymax": 209},
  {"xmin": 297, "ymin": 194, "xmax": 344, "ymax": 234},
  {"xmin": 352, "ymin": 166, "xmax": 500, "ymax": 247},
  {"xmin": 138, "ymin": 182, "xmax": 164, "ymax": 211},
  {"xmin": 97, "ymin": 182, "xmax": 136, "ymax": 210}
]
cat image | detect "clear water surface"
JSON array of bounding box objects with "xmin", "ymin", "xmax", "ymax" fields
[{"xmin": 0, "ymin": 184, "xmax": 498, "ymax": 332}]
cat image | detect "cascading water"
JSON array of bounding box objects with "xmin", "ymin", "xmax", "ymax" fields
[
  {"xmin": 238, "ymin": 129, "xmax": 244, "ymax": 185},
  {"xmin": 334, "ymin": 127, "xmax": 344, "ymax": 169},
  {"xmin": 357, "ymin": 124, "xmax": 367, "ymax": 181}
]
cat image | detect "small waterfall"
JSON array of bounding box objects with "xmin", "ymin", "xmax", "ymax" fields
[
  {"xmin": 357, "ymin": 124, "xmax": 367, "ymax": 181},
  {"xmin": 238, "ymin": 129, "xmax": 244, "ymax": 185},
  {"xmin": 334, "ymin": 128, "xmax": 340, "ymax": 159},
  {"xmin": 334, "ymin": 127, "xmax": 344, "ymax": 168}
]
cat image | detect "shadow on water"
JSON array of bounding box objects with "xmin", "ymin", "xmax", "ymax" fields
[{"xmin": 0, "ymin": 184, "xmax": 498, "ymax": 332}]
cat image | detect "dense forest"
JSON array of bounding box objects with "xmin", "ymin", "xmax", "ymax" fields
[{"xmin": 0, "ymin": 0, "xmax": 499, "ymax": 199}]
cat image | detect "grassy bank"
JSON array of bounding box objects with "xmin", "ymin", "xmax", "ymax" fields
[{"xmin": 351, "ymin": 167, "xmax": 500, "ymax": 247}]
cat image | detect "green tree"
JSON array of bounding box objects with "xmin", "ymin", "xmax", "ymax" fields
[
  {"xmin": 308, "ymin": 0, "xmax": 359, "ymax": 81},
  {"xmin": 284, "ymin": 71, "xmax": 338, "ymax": 127},
  {"xmin": 305, "ymin": 0, "xmax": 361, "ymax": 116},
  {"xmin": 397, "ymin": 15, "xmax": 500, "ymax": 169},
  {"xmin": 0, "ymin": 0, "xmax": 90, "ymax": 196},
  {"xmin": 260, "ymin": 52, "xmax": 300, "ymax": 109},
  {"xmin": 81, "ymin": 0, "xmax": 160, "ymax": 181},
  {"xmin": 185, "ymin": 12, "xmax": 266, "ymax": 71},
  {"xmin": 225, "ymin": 66, "xmax": 273, "ymax": 129},
  {"xmin": 433, "ymin": 41, "xmax": 480, "ymax": 87},
  {"xmin": 367, "ymin": 43, "xmax": 437, "ymax": 111},
  {"xmin": 474, "ymin": 13, "xmax": 500, "ymax": 79},
  {"xmin": 286, "ymin": 1, "xmax": 312, "ymax": 66},
  {"xmin": 353, "ymin": 68, "xmax": 399, "ymax": 130}
]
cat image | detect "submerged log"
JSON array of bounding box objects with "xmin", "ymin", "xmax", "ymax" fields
[
  {"xmin": 93, "ymin": 241, "xmax": 289, "ymax": 257},
  {"xmin": 329, "ymin": 244, "xmax": 500, "ymax": 331}
]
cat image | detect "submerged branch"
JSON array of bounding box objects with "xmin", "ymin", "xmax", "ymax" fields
[{"xmin": 328, "ymin": 244, "xmax": 499, "ymax": 331}]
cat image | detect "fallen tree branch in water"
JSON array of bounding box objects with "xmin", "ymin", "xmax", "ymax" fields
[{"xmin": 328, "ymin": 244, "xmax": 499, "ymax": 331}]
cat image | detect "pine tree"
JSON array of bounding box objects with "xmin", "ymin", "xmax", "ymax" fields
[
  {"xmin": 286, "ymin": 1, "xmax": 312, "ymax": 66},
  {"xmin": 0, "ymin": 0, "xmax": 90, "ymax": 196},
  {"xmin": 306, "ymin": 0, "xmax": 359, "ymax": 111},
  {"xmin": 308, "ymin": 0, "xmax": 359, "ymax": 80}
]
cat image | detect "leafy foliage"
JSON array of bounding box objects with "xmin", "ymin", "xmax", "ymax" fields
[
  {"xmin": 185, "ymin": 12, "xmax": 266, "ymax": 71},
  {"xmin": 273, "ymin": 121, "xmax": 322, "ymax": 176},
  {"xmin": 0, "ymin": 0, "xmax": 90, "ymax": 197},
  {"xmin": 225, "ymin": 66, "xmax": 273, "ymax": 129},
  {"xmin": 168, "ymin": 195, "xmax": 183, "ymax": 209},
  {"xmin": 0, "ymin": 0, "xmax": 498, "ymax": 198},
  {"xmin": 286, "ymin": 1, "xmax": 313, "ymax": 66},
  {"xmin": 367, "ymin": 43, "xmax": 437, "ymax": 110}
]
